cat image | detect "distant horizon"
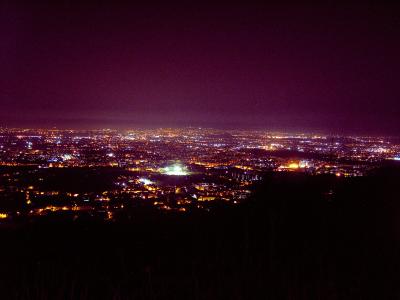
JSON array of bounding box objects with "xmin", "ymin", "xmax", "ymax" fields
[{"xmin": 1, "ymin": 122, "xmax": 400, "ymax": 138}]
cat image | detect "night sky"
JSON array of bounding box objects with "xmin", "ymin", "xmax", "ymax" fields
[{"xmin": 1, "ymin": 1, "xmax": 400, "ymax": 134}]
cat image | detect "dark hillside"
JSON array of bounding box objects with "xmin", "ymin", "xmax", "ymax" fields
[{"xmin": 0, "ymin": 168, "xmax": 399, "ymax": 299}]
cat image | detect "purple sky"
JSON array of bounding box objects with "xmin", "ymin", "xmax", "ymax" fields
[{"xmin": 1, "ymin": 2, "xmax": 400, "ymax": 134}]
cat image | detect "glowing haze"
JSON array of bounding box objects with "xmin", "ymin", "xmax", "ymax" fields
[{"xmin": 1, "ymin": 2, "xmax": 400, "ymax": 134}]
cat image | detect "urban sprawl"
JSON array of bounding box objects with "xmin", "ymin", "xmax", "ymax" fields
[{"xmin": 0, "ymin": 127, "xmax": 399, "ymax": 222}]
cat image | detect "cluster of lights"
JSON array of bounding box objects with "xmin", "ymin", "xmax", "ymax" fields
[
  {"xmin": 139, "ymin": 178, "xmax": 154, "ymax": 185},
  {"xmin": 61, "ymin": 154, "xmax": 73, "ymax": 161},
  {"xmin": 160, "ymin": 163, "xmax": 189, "ymax": 176}
]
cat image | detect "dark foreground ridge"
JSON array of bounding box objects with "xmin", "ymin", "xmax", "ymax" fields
[{"xmin": 1, "ymin": 166, "xmax": 400, "ymax": 299}]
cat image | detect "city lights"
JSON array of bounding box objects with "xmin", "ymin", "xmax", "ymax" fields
[
  {"xmin": 0, "ymin": 127, "xmax": 398, "ymax": 219},
  {"xmin": 139, "ymin": 178, "xmax": 154, "ymax": 185},
  {"xmin": 160, "ymin": 163, "xmax": 189, "ymax": 176}
]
